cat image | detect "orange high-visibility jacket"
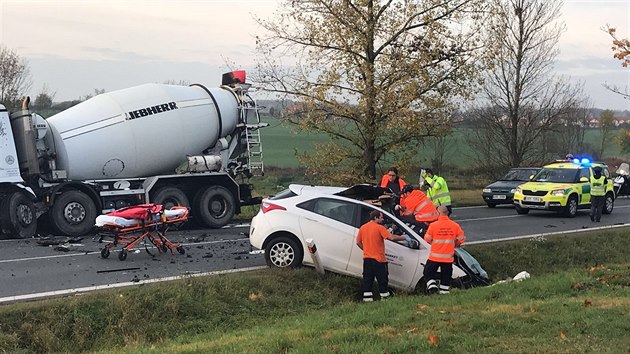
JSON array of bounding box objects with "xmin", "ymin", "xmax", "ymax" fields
[
  {"xmin": 400, "ymin": 190, "xmax": 439, "ymax": 222},
  {"xmin": 424, "ymin": 215, "xmax": 465, "ymax": 263},
  {"xmin": 380, "ymin": 175, "xmax": 406, "ymax": 190}
]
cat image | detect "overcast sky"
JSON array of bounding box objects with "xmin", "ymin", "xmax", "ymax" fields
[{"xmin": 0, "ymin": 0, "xmax": 628, "ymax": 111}]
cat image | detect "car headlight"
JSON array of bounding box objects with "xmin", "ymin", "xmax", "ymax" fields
[
  {"xmin": 551, "ymin": 189, "xmax": 565, "ymax": 196},
  {"xmin": 483, "ymin": 188, "xmax": 491, "ymax": 193},
  {"xmin": 515, "ymin": 187, "xmax": 522, "ymax": 194},
  {"xmin": 510, "ymin": 188, "xmax": 517, "ymax": 194}
]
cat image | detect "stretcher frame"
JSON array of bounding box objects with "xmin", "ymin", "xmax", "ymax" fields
[{"xmin": 98, "ymin": 206, "xmax": 188, "ymax": 261}]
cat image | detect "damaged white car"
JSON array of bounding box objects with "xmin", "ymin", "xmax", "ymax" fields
[{"xmin": 249, "ymin": 184, "xmax": 489, "ymax": 292}]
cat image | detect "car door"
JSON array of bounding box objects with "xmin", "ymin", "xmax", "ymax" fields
[
  {"xmin": 297, "ymin": 198, "xmax": 358, "ymax": 272},
  {"xmin": 580, "ymin": 168, "xmax": 591, "ymax": 204},
  {"xmin": 347, "ymin": 205, "xmax": 425, "ymax": 290}
]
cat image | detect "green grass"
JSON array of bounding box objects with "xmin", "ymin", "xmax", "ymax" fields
[{"xmin": 1, "ymin": 229, "xmax": 629, "ymax": 353}]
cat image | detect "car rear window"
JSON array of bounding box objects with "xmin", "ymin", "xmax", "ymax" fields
[{"xmin": 269, "ymin": 189, "xmax": 297, "ymax": 200}]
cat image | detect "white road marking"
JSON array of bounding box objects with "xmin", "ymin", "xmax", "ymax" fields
[
  {"xmin": 0, "ymin": 238, "xmax": 252, "ymax": 264},
  {"xmin": 457, "ymin": 215, "xmax": 522, "ymax": 222},
  {"xmin": 0, "ymin": 266, "xmax": 268, "ymax": 304},
  {"xmin": 467, "ymin": 223, "xmax": 630, "ymax": 245}
]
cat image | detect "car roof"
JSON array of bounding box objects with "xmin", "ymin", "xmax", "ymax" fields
[{"xmin": 543, "ymin": 161, "xmax": 607, "ymax": 169}]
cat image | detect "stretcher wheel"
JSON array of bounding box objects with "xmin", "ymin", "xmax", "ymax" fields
[
  {"xmin": 176, "ymin": 246, "xmax": 185, "ymax": 255},
  {"xmin": 118, "ymin": 249, "xmax": 128, "ymax": 261},
  {"xmin": 101, "ymin": 247, "xmax": 110, "ymax": 259}
]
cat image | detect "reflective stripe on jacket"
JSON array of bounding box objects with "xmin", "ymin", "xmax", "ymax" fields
[
  {"xmin": 589, "ymin": 175, "xmax": 606, "ymax": 196},
  {"xmin": 401, "ymin": 190, "xmax": 438, "ymax": 222},
  {"xmin": 424, "ymin": 215, "xmax": 465, "ymax": 263},
  {"xmin": 424, "ymin": 175, "xmax": 451, "ymax": 206}
]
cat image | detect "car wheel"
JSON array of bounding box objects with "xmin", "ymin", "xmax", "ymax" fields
[
  {"xmin": 603, "ymin": 193, "xmax": 614, "ymax": 214},
  {"xmin": 486, "ymin": 203, "xmax": 496, "ymax": 208},
  {"xmin": 563, "ymin": 195, "xmax": 578, "ymax": 218},
  {"xmin": 264, "ymin": 236, "xmax": 303, "ymax": 268},
  {"xmin": 515, "ymin": 205, "xmax": 529, "ymax": 215},
  {"xmin": 414, "ymin": 277, "xmax": 428, "ymax": 295}
]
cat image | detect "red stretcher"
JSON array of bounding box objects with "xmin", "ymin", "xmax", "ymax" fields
[{"xmin": 96, "ymin": 204, "xmax": 188, "ymax": 261}]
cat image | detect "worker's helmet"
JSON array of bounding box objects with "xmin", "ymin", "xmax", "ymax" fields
[
  {"xmin": 402, "ymin": 185, "xmax": 414, "ymax": 194},
  {"xmin": 593, "ymin": 166, "xmax": 602, "ymax": 173}
]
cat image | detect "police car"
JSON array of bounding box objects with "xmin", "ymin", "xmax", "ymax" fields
[{"xmin": 512, "ymin": 158, "xmax": 615, "ymax": 217}]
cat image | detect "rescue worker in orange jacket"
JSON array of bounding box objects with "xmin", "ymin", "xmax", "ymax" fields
[
  {"xmin": 423, "ymin": 205, "xmax": 465, "ymax": 295},
  {"xmin": 395, "ymin": 185, "xmax": 439, "ymax": 235},
  {"xmin": 356, "ymin": 210, "xmax": 410, "ymax": 302},
  {"xmin": 380, "ymin": 167, "xmax": 406, "ymax": 195}
]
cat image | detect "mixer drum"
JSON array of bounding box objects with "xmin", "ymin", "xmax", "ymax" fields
[{"xmin": 45, "ymin": 83, "xmax": 239, "ymax": 180}]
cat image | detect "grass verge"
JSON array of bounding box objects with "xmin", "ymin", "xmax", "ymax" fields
[{"xmin": 1, "ymin": 230, "xmax": 628, "ymax": 353}]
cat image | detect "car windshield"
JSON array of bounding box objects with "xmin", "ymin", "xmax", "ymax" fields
[
  {"xmin": 532, "ymin": 168, "xmax": 578, "ymax": 183},
  {"xmin": 500, "ymin": 169, "xmax": 539, "ymax": 181}
]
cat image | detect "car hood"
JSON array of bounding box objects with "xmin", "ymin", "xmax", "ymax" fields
[
  {"xmin": 486, "ymin": 180, "xmax": 527, "ymax": 189},
  {"xmin": 518, "ymin": 182, "xmax": 577, "ymax": 191}
]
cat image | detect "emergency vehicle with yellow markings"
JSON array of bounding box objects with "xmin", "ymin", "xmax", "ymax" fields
[{"xmin": 512, "ymin": 158, "xmax": 615, "ymax": 217}]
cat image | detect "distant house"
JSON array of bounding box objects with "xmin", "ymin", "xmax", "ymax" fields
[
  {"xmin": 587, "ymin": 113, "xmax": 630, "ymax": 128},
  {"xmin": 613, "ymin": 115, "xmax": 630, "ymax": 127}
]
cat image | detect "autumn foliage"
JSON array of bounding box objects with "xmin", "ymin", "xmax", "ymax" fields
[{"xmin": 607, "ymin": 26, "xmax": 630, "ymax": 68}]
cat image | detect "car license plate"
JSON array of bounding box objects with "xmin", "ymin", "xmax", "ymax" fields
[
  {"xmin": 493, "ymin": 195, "xmax": 507, "ymax": 200},
  {"xmin": 524, "ymin": 196, "xmax": 540, "ymax": 202}
]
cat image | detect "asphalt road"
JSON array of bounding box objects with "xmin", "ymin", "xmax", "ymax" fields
[{"xmin": 2, "ymin": 198, "xmax": 629, "ymax": 302}]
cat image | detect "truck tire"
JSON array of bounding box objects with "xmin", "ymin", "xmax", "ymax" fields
[
  {"xmin": 0, "ymin": 191, "xmax": 37, "ymax": 239},
  {"xmin": 152, "ymin": 187, "xmax": 190, "ymax": 210},
  {"xmin": 193, "ymin": 186, "xmax": 236, "ymax": 228},
  {"xmin": 50, "ymin": 190, "xmax": 97, "ymax": 236}
]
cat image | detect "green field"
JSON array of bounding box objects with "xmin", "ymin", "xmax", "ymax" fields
[{"xmin": 259, "ymin": 116, "xmax": 630, "ymax": 170}]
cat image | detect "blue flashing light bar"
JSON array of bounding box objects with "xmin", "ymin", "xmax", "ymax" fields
[{"xmin": 572, "ymin": 158, "xmax": 580, "ymax": 164}]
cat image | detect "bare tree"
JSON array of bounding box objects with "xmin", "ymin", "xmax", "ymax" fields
[
  {"xmin": 0, "ymin": 45, "xmax": 31, "ymax": 112},
  {"xmin": 466, "ymin": 0, "xmax": 588, "ymax": 171},
  {"xmin": 254, "ymin": 0, "xmax": 488, "ymax": 184}
]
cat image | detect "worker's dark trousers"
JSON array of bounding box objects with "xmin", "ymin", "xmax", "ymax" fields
[
  {"xmin": 590, "ymin": 195, "xmax": 605, "ymax": 222},
  {"xmin": 398, "ymin": 215, "xmax": 429, "ymax": 236},
  {"xmin": 423, "ymin": 259, "xmax": 453, "ymax": 294},
  {"xmin": 361, "ymin": 258, "xmax": 389, "ymax": 301}
]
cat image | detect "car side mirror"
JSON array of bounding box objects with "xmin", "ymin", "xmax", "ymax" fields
[{"xmin": 580, "ymin": 177, "xmax": 588, "ymax": 182}]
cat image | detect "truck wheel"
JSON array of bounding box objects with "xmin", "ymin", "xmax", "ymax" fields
[
  {"xmin": 193, "ymin": 186, "xmax": 235, "ymax": 228},
  {"xmin": 603, "ymin": 193, "xmax": 614, "ymax": 214},
  {"xmin": 50, "ymin": 190, "xmax": 97, "ymax": 236},
  {"xmin": 0, "ymin": 191, "xmax": 37, "ymax": 239},
  {"xmin": 152, "ymin": 187, "xmax": 189, "ymax": 210},
  {"xmin": 563, "ymin": 195, "xmax": 578, "ymax": 218}
]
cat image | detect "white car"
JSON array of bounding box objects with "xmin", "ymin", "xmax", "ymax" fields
[{"xmin": 249, "ymin": 184, "xmax": 489, "ymax": 292}]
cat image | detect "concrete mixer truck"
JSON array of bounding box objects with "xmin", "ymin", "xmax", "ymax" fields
[{"xmin": 0, "ymin": 71, "xmax": 267, "ymax": 238}]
